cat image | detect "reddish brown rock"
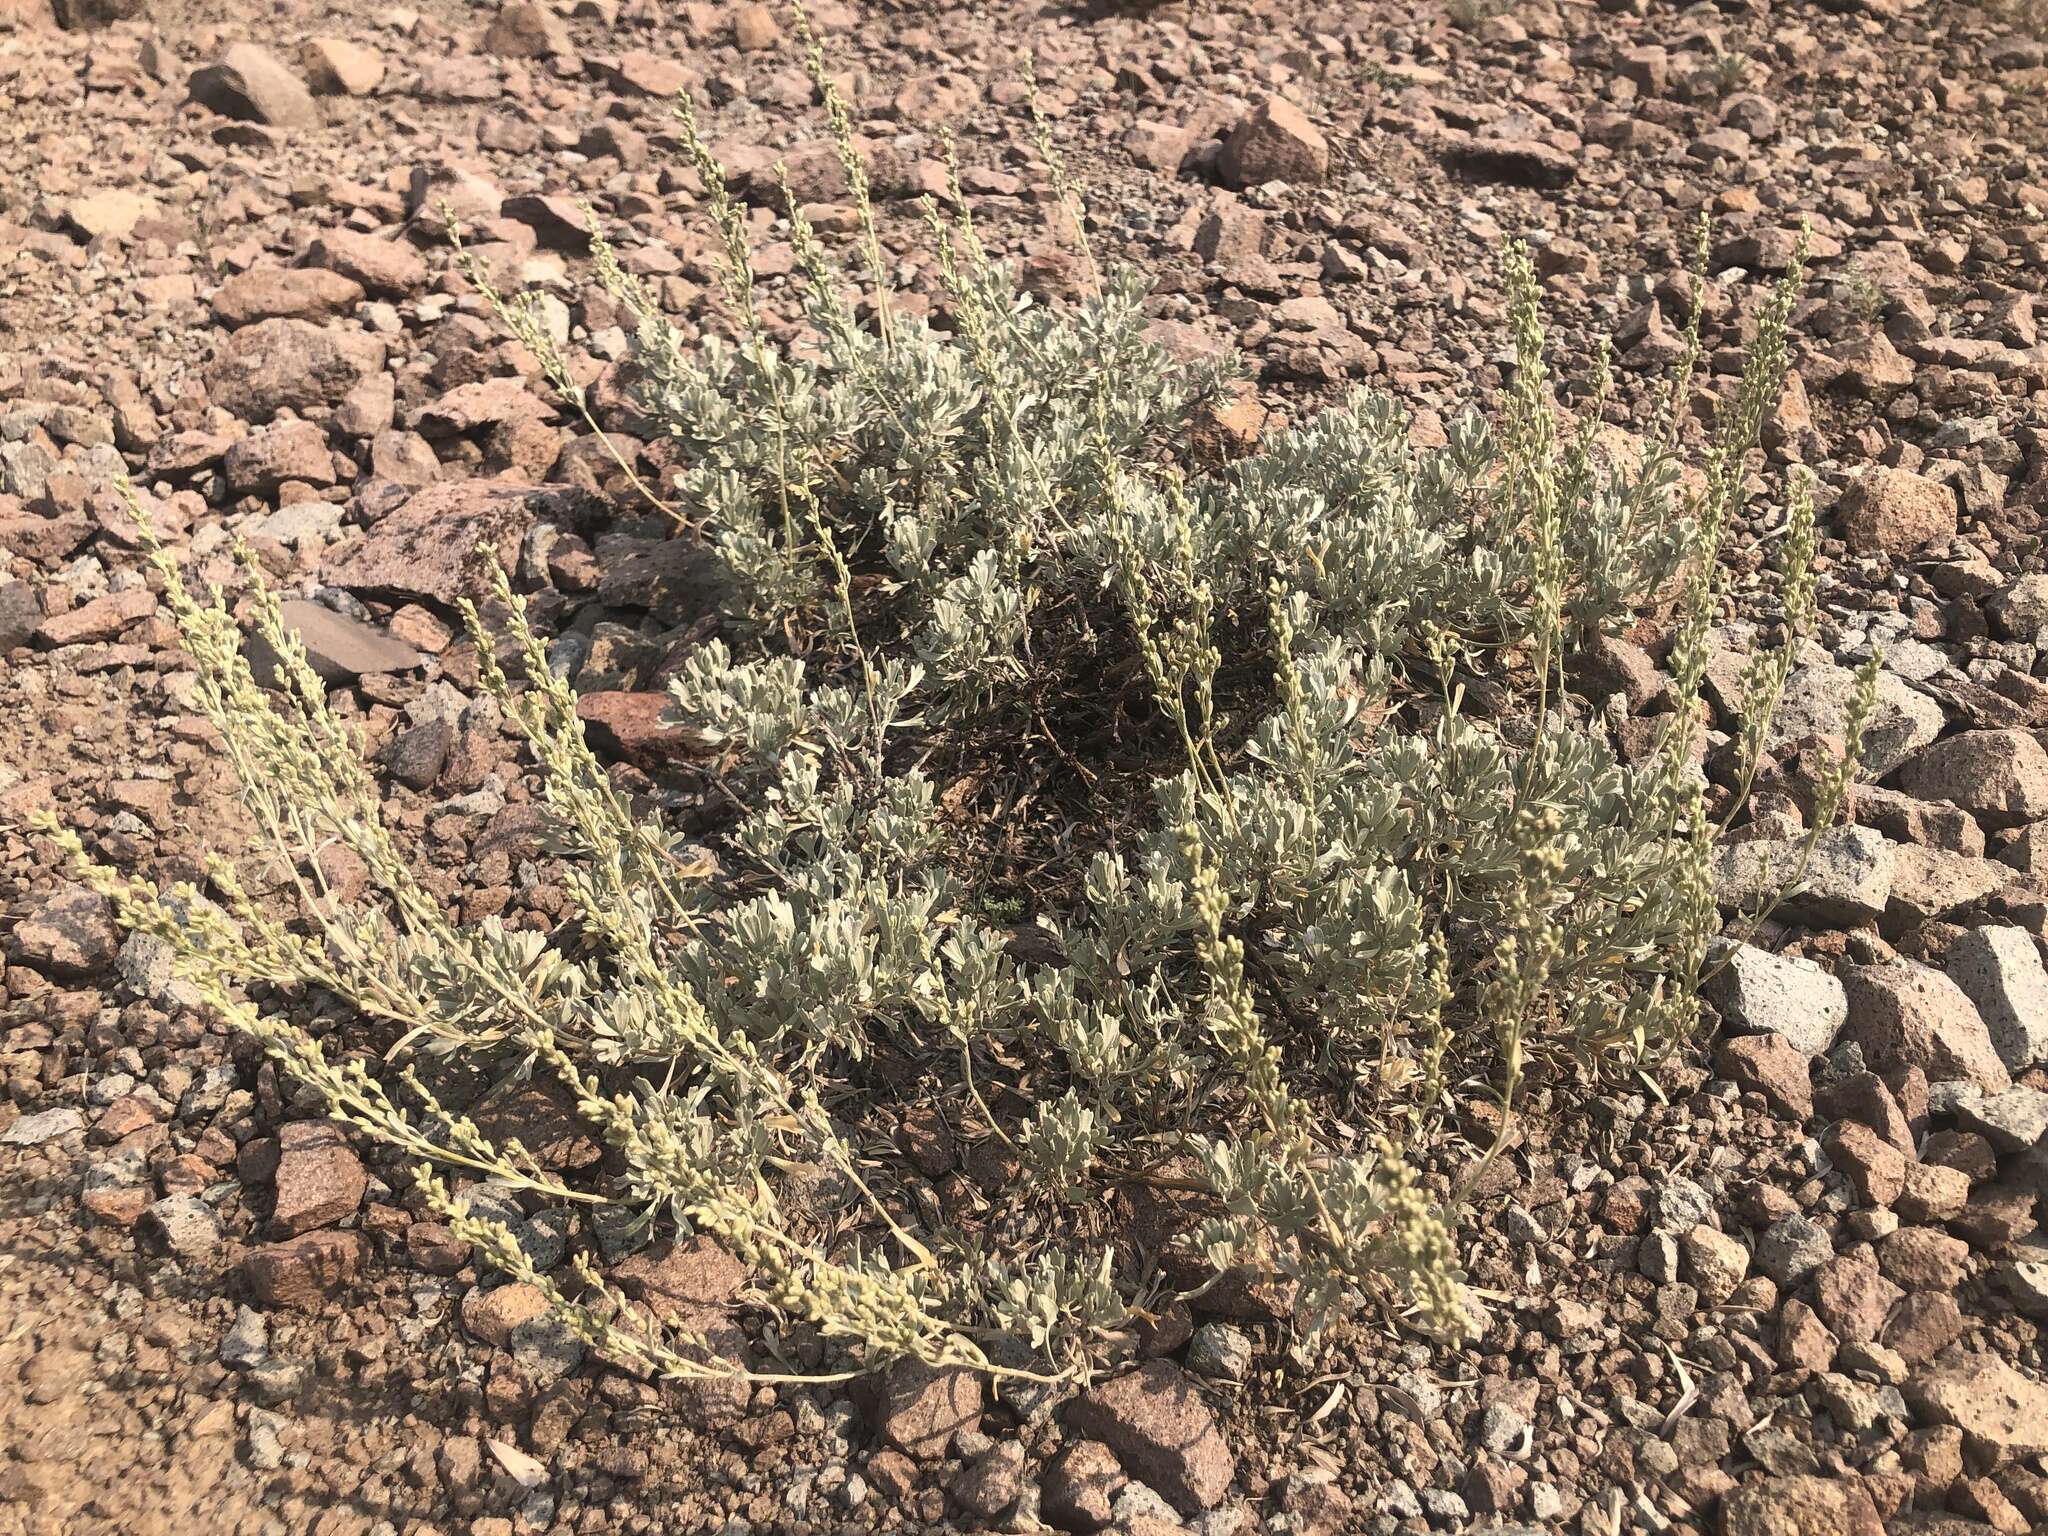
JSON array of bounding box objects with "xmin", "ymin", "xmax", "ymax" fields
[
  {"xmin": 223, "ymin": 419, "xmax": 335, "ymax": 494},
  {"xmin": 1446, "ymin": 137, "xmax": 1577, "ymax": 189},
  {"xmin": 1809, "ymin": 1255, "xmax": 1902, "ymax": 1345},
  {"xmin": 1823, "ymin": 1121, "xmax": 1907, "ymax": 1209},
  {"xmin": 1837, "ymin": 466, "xmax": 1957, "ymax": 557},
  {"xmin": 575, "ymin": 691, "xmax": 707, "ymax": 770},
  {"xmin": 1841, "ymin": 962, "xmax": 2011, "ymax": 1095},
  {"xmin": 1717, "ymin": 1033, "xmax": 1814, "ymax": 1121},
  {"xmin": 611, "ymin": 1237, "xmax": 746, "ymax": 1321},
  {"xmin": 211, "ymin": 266, "xmax": 365, "ymax": 328},
  {"xmin": 322, "ymin": 482, "xmax": 579, "ymax": 608},
  {"xmin": 1883, "ymin": 1290, "xmax": 1966, "ymax": 1365},
  {"xmin": 248, "ymin": 600, "xmax": 422, "ymax": 684},
  {"xmin": 304, "ymin": 229, "xmax": 428, "ymax": 298},
  {"xmin": 466, "ymin": 1082, "xmax": 602, "ymax": 1171},
  {"xmin": 1218, "ymin": 97, "xmax": 1329, "ymax": 187},
  {"xmin": 243, "ymin": 1230, "xmax": 369, "ymax": 1306},
  {"xmin": 1905, "ymin": 1354, "xmax": 2048, "ymax": 1460},
  {"xmin": 405, "ymin": 1222, "xmax": 468, "ymax": 1275},
  {"xmin": 205, "ymin": 318, "xmax": 386, "ymax": 424},
  {"xmin": 36, "ymin": 588, "xmax": 154, "ymax": 648},
  {"xmin": 483, "ymin": 1, "xmax": 573, "ymax": 57},
  {"xmin": 462, "ymin": 1281, "xmax": 550, "ymax": 1346},
  {"xmin": 1065, "ymin": 1362, "xmax": 1234, "ymax": 1513},
  {"xmin": 1041, "ymin": 1440, "xmax": 1125, "ymax": 1532},
  {"xmin": 300, "ymin": 37, "xmax": 384, "ymax": 96},
  {"xmin": 188, "ymin": 43, "xmax": 321, "ymax": 129},
  {"xmin": 1877, "ymin": 1228, "xmax": 1969, "ymax": 1292},
  {"xmin": 868, "ymin": 1359, "xmax": 982, "ymax": 1460},
  {"xmin": 11, "ymin": 885, "xmax": 120, "ymax": 977},
  {"xmin": 1774, "ymin": 1298, "xmax": 1836, "ymax": 1373},
  {"xmin": 611, "ymin": 49, "xmax": 694, "ymax": 97},
  {"xmin": 269, "ymin": 1120, "xmax": 366, "ymax": 1237}
]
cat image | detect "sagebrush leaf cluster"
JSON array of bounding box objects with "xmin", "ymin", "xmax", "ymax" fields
[{"xmin": 51, "ymin": 60, "xmax": 1862, "ymax": 1391}]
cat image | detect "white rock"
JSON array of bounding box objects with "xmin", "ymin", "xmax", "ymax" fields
[
  {"xmin": 1702, "ymin": 941, "xmax": 1848, "ymax": 1055},
  {"xmin": 1714, "ymin": 826, "xmax": 1894, "ymax": 927},
  {"xmin": 1947, "ymin": 926, "xmax": 2048, "ymax": 1072}
]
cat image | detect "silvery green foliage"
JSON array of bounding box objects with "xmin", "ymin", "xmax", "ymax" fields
[
  {"xmin": 622, "ymin": 211, "xmax": 1815, "ymax": 1361},
  {"xmin": 628, "ymin": 265, "xmax": 1222, "ymax": 713},
  {"xmin": 1194, "ymin": 397, "xmax": 1693, "ymax": 661},
  {"xmin": 80, "ymin": 116, "xmax": 1824, "ymax": 1385}
]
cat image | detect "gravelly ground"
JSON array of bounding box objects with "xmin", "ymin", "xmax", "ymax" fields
[{"xmin": 5, "ymin": 1, "xmax": 2048, "ymax": 1534}]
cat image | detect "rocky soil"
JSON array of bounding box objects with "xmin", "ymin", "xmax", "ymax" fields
[{"xmin": 4, "ymin": 0, "xmax": 2048, "ymax": 1534}]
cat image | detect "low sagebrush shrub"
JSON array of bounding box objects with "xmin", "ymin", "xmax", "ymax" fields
[{"xmin": 49, "ymin": 54, "xmax": 1870, "ymax": 1390}]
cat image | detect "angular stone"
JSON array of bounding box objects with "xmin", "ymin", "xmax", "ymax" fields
[
  {"xmin": 1755, "ymin": 1213, "xmax": 1833, "ymax": 1286},
  {"xmin": 953, "ymin": 1442, "xmax": 1025, "ymax": 1520},
  {"xmin": 1897, "ymin": 1160, "xmax": 1971, "ymax": 1223},
  {"xmin": 0, "ymin": 580, "xmax": 41, "ymax": 650},
  {"xmin": 1218, "ymin": 97, "xmax": 1329, "ymax": 187},
  {"xmin": 611, "ymin": 49, "xmax": 693, "ymax": 96},
  {"xmin": 1681, "ymin": 1224, "xmax": 1750, "ymax": 1304},
  {"xmin": 1877, "ymin": 1228, "xmax": 1969, "ymax": 1292},
  {"xmin": 1883, "ymin": 1289, "xmax": 1965, "ymax": 1364},
  {"xmin": 1719, "ymin": 1473, "xmax": 1881, "ymax": 1536},
  {"xmin": 1768, "ymin": 663, "xmax": 1943, "ymax": 778},
  {"xmin": 36, "ymin": 588, "xmax": 155, "ymax": 648},
  {"xmin": 62, "ymin": 188, "xmax": 159, "ymax": 241},
  {"xmin": 483, "ymin": 1, "xmax": 572, "ymax": 57},
  {"xmin": 269, "ymin": 1120, "xmax": 366, "ymax": 1236},
  {"xmin": 869, "ymin": 1359, "xmax": 982, "ymax": 1460},
  {"xmin": 248, "ymin": 600, "xmax": 422, "ymax": 684},
  {"xmin": 466, "ymin": 1082, "xmax": 602, "ymax": 1170},
  {"xmin": 1905, "ymin": 1355, "xmax": 2048, "ymax": 1460},
  {"xmin": 1818, "ymin": 1074, "xmax": 1915, "ymax": 1159},
  {"xmin": 1886, "ymin": 845, "xmax": 2011, "ymax": 924},
  {"xmin": 1824, "ymin": 1120, "xmax": 1907, "ymax": 1208},
  {"xmin": 223, "ymin": 419, "xmax": 335, "ymax": 494},
  {"xmin": 1041, "ymin": 1440, "xmax": 1126, "ymax": 1532},
  {"xmin": 1854, "ymin": 785, "xmax": 1984, "ymax": 856},
  {"xmin": 462, "ymin": 1281, "xmax": 549, "ymax": 1346},
  {"xmin": 1774, "ymin": 1299, "xmax": 1836, "ymax": 1373},
  {"xmin": 1809, "ymin": 1255, "xmax": 1902, "ymax": 1345},
  {"xmin": 1, "ymin": 1107, "xmax": 85, "ymax": 1146},
  {"xmin": 211, "ymin": 266, "xmax": 365, "ymax": 328},
  {"xmin": 304, "ymin": 229, "xmax": 428, "ymax": 298},
  {"xmin": 610, "ymin": 1236, "xmax": 746, "ymax": 1321},
  {"xmin": 11, "ymin": 885, "xmax": 119, "ymax": 977},
  {"xmin": 1066, "ymin": 1362, "xmax": 1234, "ymax": 1513},
  {"xmin": 188, "ymin": 44, "xmax": 321, "ymax": 129},
  {"xmin": 1946, "ymin": 926, "xmax": 2048, "ymax": 1072},
  {"xmin": 1952, "ymin": 1085, "xmax": 2048, "ymax": 1155},
  {"xmin": 244, "ymin": 1230, "xmax": 369, "ymax": 1306},
  {"xmin": 1899, "ymin": 731, "xmax": 2048, "ymax": 830},
  {"xmin": 136, "ymin": 1194, "xmax": 223, "ymax": 1265},
  {"xmin": 574, "ymin": 691, "xmax": 706, "ymax": 770},
  {"xmin": 1841, "ymin": 962, "xmax": 2011, "ymax": 1093},
  {"xmin": 300, "ymin": 37, "xmax": 384, "ymax": 95},
  {"xmin": 1715, "ymin": 827, "xmax": 1894, "ymax": 927},
  {"xmin": 1446, "ymin": 137, "xmax": 1576, "ymax": 188},
  {"xmin": 205, "ymin": 318, "xmax": 386, "ymax": 424},
  {"xmin": 1838, "ymin": 466, "xmax": 1956, "ymax": 557},
  {"xmin": 1716, "ymin": 1033, "xmax": 1815, "ymax": 1120},
  {"xmin": 1705, "ymin": 944, "xmax": 1848, "ymax": 1056},
  {"xmin": 323, "ymin": 482, "xmax": 582, "ymax": 608}
]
